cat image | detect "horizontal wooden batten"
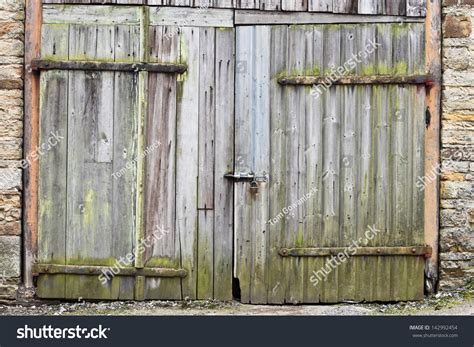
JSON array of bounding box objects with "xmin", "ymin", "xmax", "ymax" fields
[
  {"xmin": 235, "ymin": 10, "xmax": 425, "ymax": 25},
  {"xmin": 149, "ymin": 7, "xmax": 234, "ymax": 27},
  {"xmin": 43, "ymin": 5, "xmax": 141, "ymax": 25},
  {"xmin": 32, "ymin": 264, "xmax": 187, "ymax": 278},
  {"xmin": 279, "ymin": 246, "xmax": 433, "ymax": 257},
  {"xmin": 278, "ymin": 75, "xmax": 433, "ymax": 86},
  {"xmin": 31, "ymin": 59, "xmax": 187, "ymax": 74}
]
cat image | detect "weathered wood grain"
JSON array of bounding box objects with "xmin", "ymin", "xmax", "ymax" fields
[
  {"xmin": 37, "ymin": 70, "xmax": 68, "ymax": 299},
  {"xmin": 282, "ymin": 0, "xmax": 307, "ymax": 11},
  {"xmin": 266, "ymin": 25, "xmax": 288, "ymax": 304},
  {"xmin": 237, "ymin": 23, "xmax": 428, "ymax": 303},
  {"xmin": 235, "ymin": 11, "xmax": 424, "ymax": 24},
  {"xmin": 333, "ymin": 0, "xmax": 358, "ymax": 13},
  {"xmin": 196, "ymin": 27, "xmax": 216, "ymax": 299},
  {"xmin": 407, "ymin": 0, "xmax": 426, "ymax": 17},
  {"xmin": 175, "ymin": 27, "xmax": 200, "ymax": 299},
  {"xmin": 234, "ymin": 26, "xmax": 253, "ymax": 303},
  {"xmin": 144, "ymin": 25, "xmax": 181, "ymax": 300},
  {"xmin": 309, "ymin": 0, "xmax": 332, "ymax": 12},
  {"xmin": 213, "ymin": 27, "xmax": 235, "ymax": 301},
  {"xmin": 149, "ymin": 7, "xmax": 233, "ymax": 27},
  {"xmin": 43, "ymin": 5, "xmax": 140, "ymax": 25}
]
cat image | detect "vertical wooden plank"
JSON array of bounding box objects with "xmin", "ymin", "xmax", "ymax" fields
[
  {"xmin": 197, "ymin": 27, "xmax": 215, "ymax": 211},
  {"xmin": 37, "ymin": 70, "xmax": 68, "ymax": 298},
  {"xmin": 213, "ymin": 27, "xmax": 235, "ymax": 301},
  {"xmin": 338, "ymin": 86, "xmax": 358, "ymax": 301},
  {"xmin": 407, "ymin": 0, "xmax": 426, "ymax": 17},
  {"xmin": 24, "ymin": 0, "xmax": 42, "ymax": 289},
  {"xmin": 319, "ymin": 25, "xmax": 342, "ymax": 302},
  {"xmin": 145, "ymin": 25, "xmax": 181, "ymax": 300},
  {"xmin": 134, "ymin": 7, "xmax": 149, "ymax": 300},
  {"xmin": 41, "ymin": 24, "xmax": 69, "ymax": 61},
  {"xmin": 248, "ymin": 26, "xmax": 271, "ymax": 304},
  {"xmin": 355, "ymin": 84, "xmax": 375, "ymax": 302},
  {"xmin": 260, "ymin": 0, "xmax": 280, "ymax": 10},
  {"xmin": 197, "ymin": 27, "xmax": 216, "ymax": 299},
  {"xmin": 385, "ymin": 0, "xmax": 406, "ymax": 16},
  {"xmin": 333, "ymin": 0, "xmax": 358, "ymax": 13},
  {"xmin": 357, "ymin": 0, "xmax": 383, "ymax": 14},
  {"xmin": 197, "ymin": 209, "xmax": 214, "ymax": 299},
  {"xmin": 303, "ymin": 25, "xmax": 325, "ymax": 303},
  {"xmin": 234, "ymin": 26, "xmax": 252, "ymax": 303},
  {"xmin": 353, "ymin": 24, "xmax": 376, "ymax": 302},
  {"xmin": 112, "ymin": 25, "xmax": 140, "ymax": 300},
  {"xmin": 373, "ymin": 24, "xmax": 392, "ymax": 301},
  {"xmin": 283, "ymin": 26, "xmax": 305, "ymax": 304},
  {"xmin": 336, "ymin": 24, "xmax": 358, "ymax": 301},
  {"xmin": 176, "ymin": 27, "xmax": 200, "ymax": 299},
  {"xmin": 282, "ymin": 0, "xmax": 308, "ymax": 11},
  {"xmin": 267, "ymin": 25, "xmax": 288, "ymax": 304},
  {"xmin": 236, "ymin": 0, "xmax": 259, "ymax": 9},
  {"xmin": 374, "ymin": 85, "xmax": 392, "ymax": 301},
  {"xmin": 424, "ymin": 0, "xmax": 440, "ymax": 292},
  {"xmin": 114, "ymin": 25, "xmax": 140, "ymax": 63},
  {"xmin": 309, "ymin": 0, "xmax": 333, "ymax": 12}
]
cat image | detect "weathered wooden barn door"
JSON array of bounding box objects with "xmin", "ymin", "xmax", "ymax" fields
[
  {"xmin": 233, "ymin": 20, "xmax": 430, "ymax": 303},
  {"xmin": 36, "ymin": 5, "xmax": 145, "ymax": 299},
  {"xmin": 34, "ymin": 4, "xmax": 234, "ymax": 300}
]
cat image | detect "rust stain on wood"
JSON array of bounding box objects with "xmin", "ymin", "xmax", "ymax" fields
[
  {"xmin": 24, "ymin": 0, "xmax": 42, "ymax": 289},
  {"xmin": 278, "ymin": 74, "xmax": 433, "ymax": 85},
  {"xmin": 424, "ymin": 0, "xmax": 441, "ymax": 293}
]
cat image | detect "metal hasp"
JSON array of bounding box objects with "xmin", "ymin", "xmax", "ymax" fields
[{"xmin": 224, "ymin": 172, "xmax": 269, "ymax": 182}]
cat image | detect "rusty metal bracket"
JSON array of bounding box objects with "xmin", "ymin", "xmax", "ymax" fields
[
  {"xmin": 32, "ymin": 264, "xmax": 187, "ymax": 278},
  {"xmin": 278, "ymin": 74, "xmax": 433, "ymax": 86},
  {"xmin": 30, "ymin": 59, "xmax": 188, "ymax": 74},
  {"xmin": 279, "ymin": 246, "xmax": 433, "ymax": 258}
]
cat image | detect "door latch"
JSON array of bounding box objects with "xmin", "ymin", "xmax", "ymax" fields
[{"xmin": 224, "ymin": 172, "xmax": 269, "ymax": 183}]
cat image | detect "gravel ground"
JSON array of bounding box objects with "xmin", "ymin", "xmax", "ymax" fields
[{"xmin": 0, "ymin": 291, "xmax": 472, "ymax": 316}]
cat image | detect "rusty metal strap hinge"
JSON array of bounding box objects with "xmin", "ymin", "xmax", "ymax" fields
[
  {"xmin": 278, "ymin": 74, "xmax": 434, "ymax": 86},
  {"xmin": 32, "ymin": 264, "xmax": 187, "ymax": 278},
  {"xmin": 280, "ymin": 246, "xmax": 432, "ymax": 258},
  {"xmin": 30, "ymin": 59, "xmax": 187, "ymax": 74}
]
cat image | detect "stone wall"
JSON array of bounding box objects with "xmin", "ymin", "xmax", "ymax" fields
[
  {"xmin": 441, "ymin": 0, "xmax": 474, "ymax": 290},
  {"xmin": 0, "ymin": 0, "xmax": 24, "ymax": 301}
]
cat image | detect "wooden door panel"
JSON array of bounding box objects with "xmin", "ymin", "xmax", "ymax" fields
[
  {"xmin": 38, "ymin": 20, "xmax": 140, "ymax": 299},
  {"xmin": 234, "ymin": 24, "xmax": 427, "ymax": 303},
  {"xmin": 143, "ymin": 24, "xmax": 235, "ymax": 300}
]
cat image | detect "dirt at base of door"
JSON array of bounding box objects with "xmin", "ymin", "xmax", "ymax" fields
[{"xmin": 1, "ymin": 291, "xmax": 472, "ymax": 316}]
